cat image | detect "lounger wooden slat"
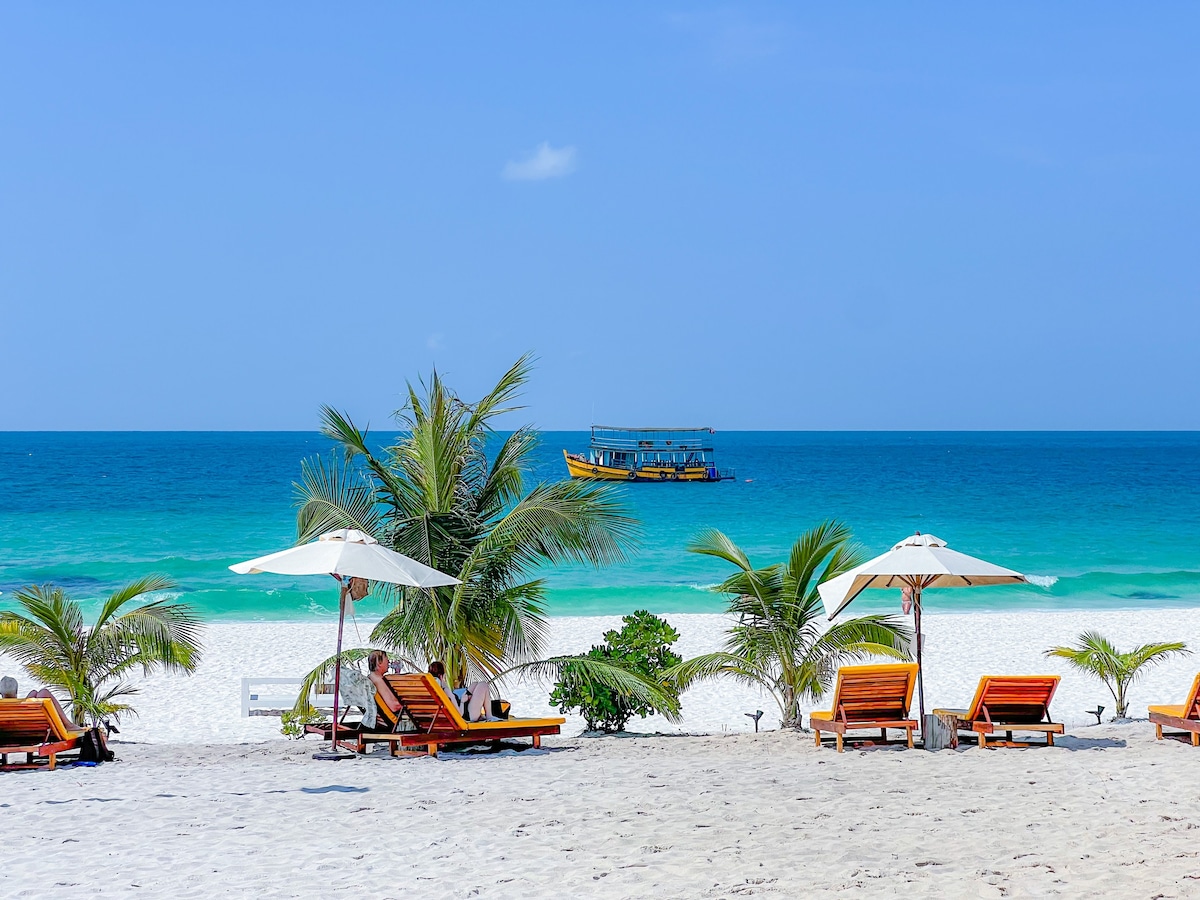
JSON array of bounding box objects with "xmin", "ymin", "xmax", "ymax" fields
[
  {"xmin": 1148, "ymin": 673, "xmax": 1200, "ymax": 746},
  {"xmin": 933, "ymin": 675, "xmax": 1063, "ymax": 748},
  {"xmin": 355, "ymin": 673, "xmax": 565, "ymax": 757},
  {"xmin": 809, "ymin": 664, "xmax": 919, "ymax": 752},
  {"xmin": 0, "ymin": 698, "xmax": 85, "ymax": 771}
]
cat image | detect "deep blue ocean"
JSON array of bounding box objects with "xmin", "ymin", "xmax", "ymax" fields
[{"xmin": 2, "ymin": 432, "xmax": 1199, "ymax": 621}]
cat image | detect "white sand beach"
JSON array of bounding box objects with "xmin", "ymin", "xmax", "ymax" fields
[
  {"xmin": 4, "ymin": 607, "xmax": 1194, "ymax": 744},
  {"xmin": 5, "ymin": 608, "xmax": 1200, "ymax": 897},
  {"xmin": 5, "ymin": 723, "xmax": 1200, "ymax": 897}
]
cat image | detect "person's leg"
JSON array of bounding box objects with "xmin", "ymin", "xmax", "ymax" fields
[
  {"xmin": 29, "ymin": 690, "xmax": 81, "ymax": 730},
  {"xmin": 465, "ymin": 682, "xmax": 491, "ymax": 722}
]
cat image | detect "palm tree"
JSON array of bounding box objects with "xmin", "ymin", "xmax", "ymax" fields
[
  {"xmin": 1046, "ymin": 631, "xmax": 1190, "ymax": 719},
  {"xmin": 0, "ymin": 577, "xmax": 203, "ymax": 725},
  {"xmin": 667, "ymin": 522, "xmax": 913, "ymax": 728},
  {"xmin": 293, "ymin": 355, "xmax": 641, "ymax": 690}
]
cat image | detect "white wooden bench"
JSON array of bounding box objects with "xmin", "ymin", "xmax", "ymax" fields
[{"xmin": 241, "ymin": 677, "xmax": 335, "ymax": 717}]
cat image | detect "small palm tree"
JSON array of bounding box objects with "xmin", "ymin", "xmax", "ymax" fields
[
  {"xmin": 0, "ymin": 577, "xmax": 203, "ymax": 725},
  {"xmin": 667, "ymin": 522, "xmax": 913, "ymax": 728},
  {"xmin": 1045, "ymin": 631, "xmax": 1190, "ymax": 719}
]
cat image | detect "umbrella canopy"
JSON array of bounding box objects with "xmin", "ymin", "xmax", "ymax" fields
[
  {"xmin": 229, "ymin": 528, "xmax": 459, "ymax": 759},
  {"xmin": 817, "ymin": 532, "xmax": 1026, "ymax": 734},
  {"xmin": 230, "ymin": 528, "xmax": 460, "ymax": 588},
  {"xmin": 818, "ymin": 533, "xmax": 1025, "ymax": 620}
]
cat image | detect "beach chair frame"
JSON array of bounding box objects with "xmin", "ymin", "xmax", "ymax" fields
[
  {"xmin": 354, "ymin": 673, "xmax": 565, "ymax": 757},
  {"xmin": 0, "ymin": 698, "xmax": 85, "ymax": 771},
  {"xmin": 1148, "ymin": 674, "xmax": 1200, "ymax": 746},
  {"xmin": 935, "ymin": 675, "xmax": 1063, "ymax": 748},
  {"xmin": 809, "ymin": 664, "xmax": 920, "ymax": 753}
]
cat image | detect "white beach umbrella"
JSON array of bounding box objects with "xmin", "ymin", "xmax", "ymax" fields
[
  {"xmin": 230, "ymin": 528, "xmax": 460, "ymax": 758},
  {"xmin": 230, "ymin": 528, "xmax": 457, "ymax": 587},
  {"xmin": 817, "ymin": 533, "xmax": 1026, "ymax": 728}
]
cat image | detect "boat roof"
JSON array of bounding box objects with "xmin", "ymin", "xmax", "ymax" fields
[
  {"xmin": 592, "ymin": 425, "xmax": 715, "ymax": 433},
  {"xmin": 589, "ymin": 425, "xmax": 717, "ymax": 452}
]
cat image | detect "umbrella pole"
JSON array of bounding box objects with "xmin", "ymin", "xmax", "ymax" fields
[
  {"xmin": 314, "ymin": 576, "xmax": 355, "ymax": 761},
  {"xmin": 914, "ymin": 586, "xmax": 926, "ymax": 728},
  {"xmin": 332, "ymin": 579, "xmax": 345, "ymax": 750}
]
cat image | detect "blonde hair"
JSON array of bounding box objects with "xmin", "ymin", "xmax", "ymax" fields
[{"xmin": 367, "ymin": 650, "xmax": 389, "ymax": 673}]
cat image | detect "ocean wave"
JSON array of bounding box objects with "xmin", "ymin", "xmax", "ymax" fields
[{"xmin": 1026, "ymin": 575, "xmax": 1058, "ymax": 589}]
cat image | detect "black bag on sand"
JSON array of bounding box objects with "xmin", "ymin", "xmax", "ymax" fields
[
  {"xmin": 491, "ymin": 699, "xmax": 511, "ymax": 720},
  {"xmin": 79, "ymin": 727, "xmax": 115, "ymax": 763}
]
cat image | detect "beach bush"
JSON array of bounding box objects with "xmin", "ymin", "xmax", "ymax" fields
[
  {"xmin": 549, "ymin": 610, "xmax": 683, "ymax": 732},
  {"xmin": 281, "ymin": 707, "xmax": 327, "ymax": 739},
  {"xmin": 0, "ymin": 577, "xmax": 203, "ymax": 726},
  {"xmin": 1046, "ymin": 631, "xmax": 1190, "ymax": 719},
  {"xmin": 291, "ymin": 355, "xmax": 639, "ymax": 690},
  {"xmin": 667, "ymin": 521, "xmax": 913, "ymax": 729}
]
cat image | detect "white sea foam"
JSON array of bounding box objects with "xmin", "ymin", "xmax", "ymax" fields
[{"xmin": 1027, "ymin": 574, "xmax": 1059, "ymax": 588}]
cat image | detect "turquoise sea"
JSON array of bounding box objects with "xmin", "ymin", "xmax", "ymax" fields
[{"xmin": 2, "ymin": 432, "xmax": 1199, "ymax": 622}]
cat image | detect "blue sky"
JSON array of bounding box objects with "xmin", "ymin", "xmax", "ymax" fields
[{"xmin": 2, "ymin": 4, "xmax": 1197, "ymax": 430}]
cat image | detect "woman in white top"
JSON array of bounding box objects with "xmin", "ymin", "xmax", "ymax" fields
[{"xmin": 428, "ymin": 660, "xmax": 494, "ymax": 722}]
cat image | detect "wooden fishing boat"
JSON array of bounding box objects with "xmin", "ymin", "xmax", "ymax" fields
[{"xmin": 563, "ymin": 426, "xmax": 734, "ymax": 482}]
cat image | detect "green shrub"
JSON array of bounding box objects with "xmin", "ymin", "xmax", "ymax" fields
[
  {"xmin": 281, "ymin": 707, "xmax": 328, "ymax": 740},
  {"xmin": 550, "ymin": 610, "xmax": 682, "ymax": 732}
]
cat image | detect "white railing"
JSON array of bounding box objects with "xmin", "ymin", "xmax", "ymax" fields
[{"xmin": 241, "ymin": 677, "xmax": 336, "ymax": 717}]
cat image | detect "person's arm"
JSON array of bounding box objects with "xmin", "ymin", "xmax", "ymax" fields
[{"xmin": 368, "ymin": 671, "xmax": 402, "ymax": 713}]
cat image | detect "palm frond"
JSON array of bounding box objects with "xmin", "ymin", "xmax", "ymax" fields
[
  {"xmin": 295, "ymin": 454, "xmax": 381, "ymax": 543},
  {"xmin": 687, "ymin": 529, "xmax": 753, "ymax": 571}
]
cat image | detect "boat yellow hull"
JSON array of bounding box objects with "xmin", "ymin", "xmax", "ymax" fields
[{"xmin": 563, "ymin": 450, "xmax": 717, "ymax": 482}]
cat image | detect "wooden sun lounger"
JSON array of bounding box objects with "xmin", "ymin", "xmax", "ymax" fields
[
  {"xmin": 356, "ymin": 673, "xmax": 565, "ymax": 757},
  {"xmin": 933, "ymin": 675, "xmax": 1063, "ymax": 748},
  {"xmin": 1148, "ymin": 673, "xmax": 1200, "ymax": 746},
  {"xmin": 809, "ymin": 663, "xmax": 919, "ymax": 752},
  {"xmin": 0, "ymin": 697, "xmax": 85, "ymax": 771}
]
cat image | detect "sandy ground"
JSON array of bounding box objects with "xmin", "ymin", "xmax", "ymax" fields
[
  {"xmin": 6, "ymin": 608, "xmax": 1200, "ymax": 896},
  {"xmin": 4, "ymin": 724, "xmax": 1200, "ymax": 898}
]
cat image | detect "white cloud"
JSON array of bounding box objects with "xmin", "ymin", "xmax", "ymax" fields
[{"xmin": 502, "ymin": 142, "xmax": 578, "ymax": 181}]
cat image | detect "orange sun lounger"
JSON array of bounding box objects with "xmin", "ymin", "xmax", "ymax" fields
[
  {"xmin": 933, "ymin": 676, "xmax": 1063, "ymax": 748},
  {"xmin": 1148, "ymin": 674, "xmax": 1200, "ymax": 746},
  {"xmin": 0, "ymin": 697, "xmax": 85, "ymax": 771},
  {"xmin": 809, "ymin": 663, "xmax": 919, "ymax": 752},
  {"xmin": 358, "ymin": 673, "xmax": 565, "ymax": 757}
]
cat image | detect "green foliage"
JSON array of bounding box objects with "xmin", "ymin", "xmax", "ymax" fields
[
  {"xmin": 1045, "ymin": 630, "xmax": 1190, "ymax": 718},
  {"xmin": 293, "ymin": 355, "xmax": 639, "ymax": 689},
  {"xmin": 0, "ymin": 577, "xmax": 203, "ymax": 726},
  {"xmin": 281, "ymin": 707, "xmax": 328, "ymax": 740},
  {"xmin": 667, "ymin": 522, "xmax": 913, "ymax": 728},
  {"xmin": 549, "ymin": 611, "xmax": 683, "ymax": 732}
]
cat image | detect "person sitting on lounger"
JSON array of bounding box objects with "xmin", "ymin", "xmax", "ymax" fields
[
  {"xmin": 428, "ymin": 660, "xmax": 496, "ymax": 722},
  {"xmin": 26, "ymin": 688, "xmax": 84, "ymax": 730},
  {"xmin": 0, "ymin": 676, "xmax": 17, "ymax": 699},
  {"xmin": 367, "ymin": 650, "xmax": 405, "ymax": 722}
]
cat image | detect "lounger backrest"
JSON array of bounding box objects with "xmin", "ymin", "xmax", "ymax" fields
[
  {"xmin": 384, "ymin": 674, "xmax": 470, "ymax": 731},
  {"xmin": 0, "ymin": 698, "xmax": 75, "ymax": 744},
  {"xmin": 1182, "ymin": 673, "xmax": 1200, "ymax": 720},
  {"xmin": 830, "ymin": 664, "xmax": 918, "ymax": 724},
  {"xmin": 373, "ymin": 692, "xmax": 399, "ymax": 728},
  {"xmin": 970, "ymin": 676, "xmax": 1060, "ymax": 724}
]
